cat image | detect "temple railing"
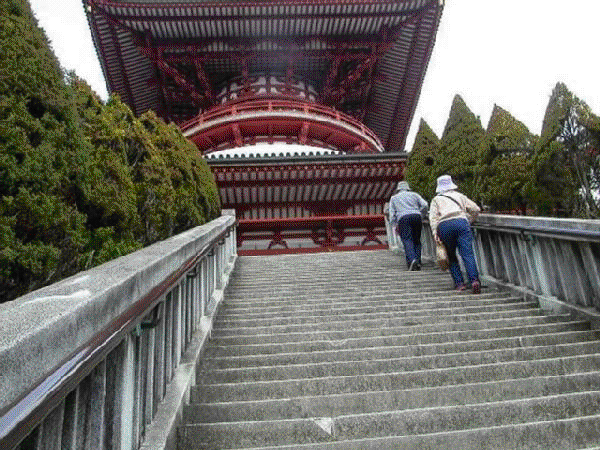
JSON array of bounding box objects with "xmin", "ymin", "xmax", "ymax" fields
[
  {"xmin": 386, "ymin": 212, "xmax": 600, "ymax": 319},
  {"xmin": 0, "ymin": 212, "xmax": 237, "ymax": 450},
  {"xmin": 238, "ymin": 215, "xmax": 387, "ymax": 255},
  {"xmin": 180, "ymin": 96, "xmax": 385, "ymax": 154}
]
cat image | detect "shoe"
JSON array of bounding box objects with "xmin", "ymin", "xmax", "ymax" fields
[
  {"xmin": 472, "ymin": 281, "xmax": 481, "ymax": 294},
  {"xmin": 408, "ymin": 260, "xmax": 417, "ymax": 271},
  {"xmin": 455, "ymin": 284, "xmax": 467, "ymax": 291},
  {"xmin": 415, "ymin": 262, "xmax": 422, "ymax": 271}
]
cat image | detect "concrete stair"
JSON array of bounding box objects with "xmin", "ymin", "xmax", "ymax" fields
[{"xmin": 177, "ymin": 250, "xmax": 600, "ymax": 449}]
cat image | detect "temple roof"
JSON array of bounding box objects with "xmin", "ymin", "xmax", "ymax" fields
[
  {"xmin": 207, "ymin": 152, "xmax": 407, "ymax": 218},
  {"xmin": 86, "ymin": 0, "xmax": 443, "ymax": 151}
]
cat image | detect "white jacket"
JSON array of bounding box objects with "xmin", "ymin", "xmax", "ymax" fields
[{"xmin": 429, "ymin": 190, "xmax": 480, "ymax": 234}]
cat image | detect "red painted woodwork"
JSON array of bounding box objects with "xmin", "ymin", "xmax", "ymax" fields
[
  {"xmin": 208, "ymin": 153, "xmax": 407, "ymax": 220},
  {"xmin": 181, "ymin": 97, "xmax": 384, "ymax": 154},
  {"xmin": 86, "ymin": 0, "xmax": 442, "ymax": 253},
  {"xmin": 237, "ymin": 215, "xmax": 386, "ymax": 254},
  {"xmin": 86, "ymin": 0, "xmax": 443, "ymax": 150}
]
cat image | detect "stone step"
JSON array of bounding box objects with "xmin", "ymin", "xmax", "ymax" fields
[
  {"xmin": 180, "ymin": 252, "xmax": 600, "ymax": 450},
  {"xmin": 210, "ymin": 312, "xmax": 570, "ymax": 339},
  {"xmin": 185, "ymin": 371, "xmax": 600, "ymax": 423},
  {"xmin": 210, "ymin": 314, "xmax": 570, "ymax": 346},
  {"xmin": 227, "ymin": 268, "xmax": 444, "ymax": 282},
  {"xmin": 191, "ymin": 354, "xmax": 600, "ymax": 403},
  {"xmin": 222, "ymin": 287, "xmax": 496, "ymax": 305},
  {"xmin": 230, "ymin": 255, "xmax": 416, "ymax": 273},
  {"xmin": 182, "ymin": 415, "xmax": 600, "ymax": 450},
  {"xmin": 220, "ymin": 291, "xmax": 513, "ymax": 313},
  {"xmin": 198, "ymin": 341, "xmax": 600, "ymax": 385},
  {"xmin": 219, "ymin": 293, "xmax": 518, "ymax": 317},
  {"xmin": 225, "ymin": 271, "xmax": 455, "ymax": 288},
  {"xmin": 225, "ymin": 269, "xmax": 448, "ymax": 288},
  {"xmin": 224, "ymin": 280, "xmax": 466, "ymax": 299},
  {"xmin": 201, "ymin": 330, "xmax": 599, "ymax": 371},
  {"xmin": 206, "ymin": 321, "xmax": 591, "ymax": 357},
  {"xmin": 212, "ymin": 302, "xmax": 540, "ymax": 329},
  {"xmin": 178, "ymin": 392, "xmax": 600, "ymax": 449},
  {"xmin": 213, "ymin": 300, "xmax": 536, "ymax": 327}
]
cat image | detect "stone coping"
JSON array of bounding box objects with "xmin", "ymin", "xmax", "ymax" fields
[
  {"xmin": 475, "ymin": 214, "xmax": 600, "ymax": 236},
  {"xmin": 0, "ymin": 215, "xmax": 235, "ymax": 412}
]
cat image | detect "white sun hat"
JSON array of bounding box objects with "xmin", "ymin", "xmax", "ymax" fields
[{"xmin": 436, "ymin": 175, "xmax": 458, "ymax": 193}]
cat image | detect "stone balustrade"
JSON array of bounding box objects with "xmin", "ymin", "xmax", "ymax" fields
[
  {"xmin": 0, "ymin": 212, "xmax": 237, "ymax": 450},
  {"xmin": 386, "ymin": 212, "xmax": 600, "ymax": 322}
]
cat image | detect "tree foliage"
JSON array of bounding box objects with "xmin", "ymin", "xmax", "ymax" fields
[
  {"xmin": 436, "ymin": 95, "xmax": 486, "ymax": 199},
  {"xmin": 476, "ymin": 105, "xmax": 536, "ymax": 213},
  {"xmin": 70, "ymin": 77, "xmax": 220, "ymax": 262},
  {"xmin": 0, "ymin": 0, "xmax": 220, "ymax": 302},
  {"xmin": 524, "ymin": 82, "xmax": 597, "ymax": 217},
  {"xmin": 1, "ymin": 0, "xmax": 92, "ymax": 299},
  {"xmin": 408, "ymin": 85, "xmax": 600, "ymax": 218},
  {"xmin": 404, "ymin": 119, "xmax": 440, "ymax": 201}
]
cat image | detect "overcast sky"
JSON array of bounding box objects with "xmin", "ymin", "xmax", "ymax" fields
[{"xmin": 29, "ymin": 0, "xmax": 600, "ymax": 151}]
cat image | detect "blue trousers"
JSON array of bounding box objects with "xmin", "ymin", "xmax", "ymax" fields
[
  {"xmin": 397, "ymin": 213, "xmax": 423, "ymax": 267},
  {"xmin": 437, "ymin": 218, "xmax": 480, "ymax": 287}
]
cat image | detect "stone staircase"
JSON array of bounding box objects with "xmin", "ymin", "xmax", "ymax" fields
[{"xmin": 177, "ymin": 250, "xmax": 600, "ymax": 449}]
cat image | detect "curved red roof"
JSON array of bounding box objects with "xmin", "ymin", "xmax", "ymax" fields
[{"xmin": 86, "ymin": 0, "xmax": 443, "ymax": 151}]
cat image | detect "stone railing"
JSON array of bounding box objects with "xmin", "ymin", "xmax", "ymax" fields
[
  {"xmin": 0, "ymin": 212, "xmax": 237, "ymax": 450},
  {"xmin": 472, "ymin": 215, "xmax": 600, "ymax": 322},
  {"xmin": 386, "ymin": 212, "xmax": 600, "ymax": 322}
]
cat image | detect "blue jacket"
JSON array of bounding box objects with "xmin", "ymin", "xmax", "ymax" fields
[{"xmin": 388, "ymin": 189, "xmax": 428, "ymax": 228}]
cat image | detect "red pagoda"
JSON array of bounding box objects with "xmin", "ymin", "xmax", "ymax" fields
[{"xmin": 86, "ymin": 0, "xmax": 443, "ymax": 254}]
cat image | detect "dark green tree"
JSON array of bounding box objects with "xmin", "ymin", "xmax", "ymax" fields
[
  {"xmin": 404, "ymin": 119, "xmax": 440, "ymax": 201},
  {"xmin": 0, "ymin": 0, "xmax": 92, "ymax": 299},
  {"xmin": 436, "ymin": 95, "xmax": 486, "ymax": 199},
  {"xmin": 558, "ymin": 99, "xmax": 600, "ymax": 217},
  {"xmin": 69, "ymin": 77, "xmax": 221, "ymax": 265},
  {"xmin": 476, "ymin": 104, "xmax": 536, "ymax": 213},
  {"xmin": 525, "ymin": 82, "xmax": 595, "ymax": 217},
  {"xmin": 0, "ymin": 1, "xmax": 220, "ymax": 302},
  {"xmin": 579, "ymin": 110, "xmax": 600, "ymax": 201}
]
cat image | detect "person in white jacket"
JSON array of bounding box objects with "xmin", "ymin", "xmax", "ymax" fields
[
  {"xmin": 389, "ymin": 181, "xmax": 429, "ymax": 270},
  {"xmin": 429, "ymin": 175, "xmax": 482, "ymax": 293}
]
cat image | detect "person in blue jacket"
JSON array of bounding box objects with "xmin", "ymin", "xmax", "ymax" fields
[{"xmin": 388, "ymin": 181, "xmax": 429, "ymax": 270}]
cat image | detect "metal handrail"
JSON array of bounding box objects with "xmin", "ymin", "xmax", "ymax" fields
[{"xmin": 0, "ymin": 222, "xmax": 236, "ymax": 449}]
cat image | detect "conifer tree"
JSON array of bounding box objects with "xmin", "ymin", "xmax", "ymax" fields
[
  {"xmin": 476, "ymin": 104, "xmax": 536, "ymax": 213},
  {"xmin": 436, "ymin": 95, "xmax": 485, "ymax": 199},
  {"xmin": 404, "ymin": 119, "xmax": 440, "ymax": 201},
  {"xmin": 578, "ymin": 111, "xmax": 600, "ymax": 202},
  {"xmin": 524, "ymin": 82, "xmax": 595, "ymax": 216},
  {"xmin": 69, "ymin": 77, "xmax": 221, "ymax": 265},
  {"xmin": 0, "ymin": 0, "xmax": 91, "ymax": 299},
  {"xmin": 0, "ymin": 1, "xmax": 220, "ymax": 302}
]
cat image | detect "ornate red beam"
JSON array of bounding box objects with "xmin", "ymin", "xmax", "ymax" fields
[
  {"xmin": 211, "ymin": 161, "xmax": 405, "ymax": 172},
  {"xmin": 238, "ymin": 215, "xmax": 384, "ymax": 231},
  {"xmin": 214, "ymin": 175, "xmax": 399, "ymax": 189},
  {"xmin": 220, "ymin": 199, "xmax": 388, "ymax": 214},
  {"xmin": 90, "ymin": 0, "xmax": 425, "ymax": 7},
  {"xmin": 237, "ymin": 215, "xmax": 386, "ymax": 254}
]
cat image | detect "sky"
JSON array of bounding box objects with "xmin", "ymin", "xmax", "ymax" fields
[{"xmin": 29, "ymin": 0, "xmax": 600, "ymax": 151}]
